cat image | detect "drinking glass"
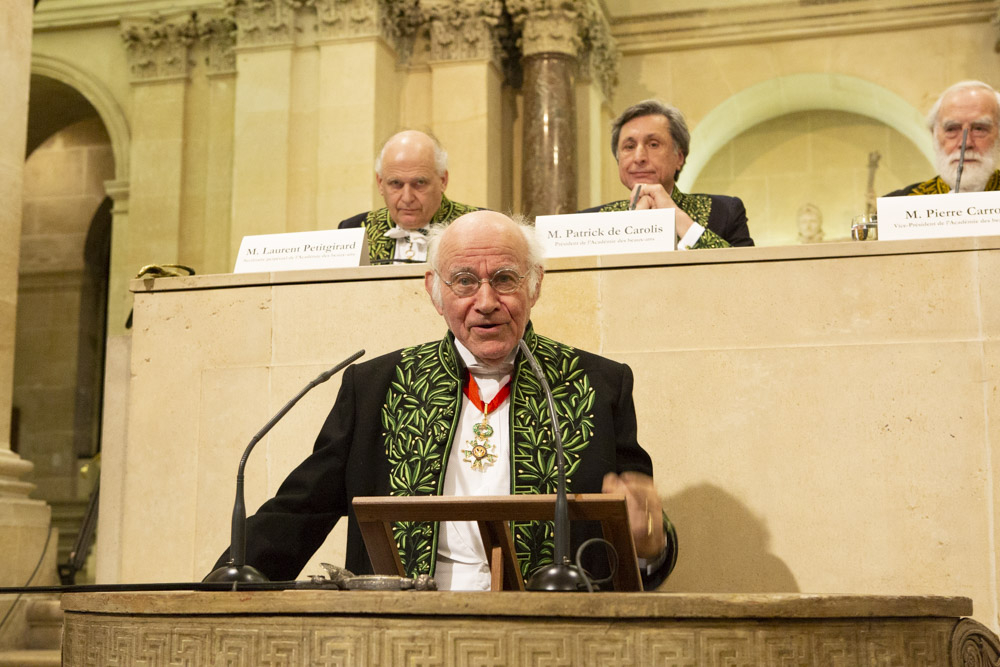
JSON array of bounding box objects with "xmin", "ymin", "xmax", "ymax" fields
[{"xmin": 851, "ymin": 214, "xmax": 877, "ymax": 241}]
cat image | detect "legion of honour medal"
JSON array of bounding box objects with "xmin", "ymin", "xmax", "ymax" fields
[{"xmin": 461, "ymin": 372, "xmax": 510, "ymax": 472}]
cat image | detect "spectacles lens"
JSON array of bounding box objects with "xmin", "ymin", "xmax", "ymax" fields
[
  {"xmin": 490, "ymin": 270, "xmax": 522, "ymax": 293},
  {"xmin": 449, "ymin": 272, "xmax": 479, "ymax": 296}
]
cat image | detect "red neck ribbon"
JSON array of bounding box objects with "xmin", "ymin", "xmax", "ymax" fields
[{"xmin": 463, "ymin": 371, "xmax": 511, "ymax": 415}]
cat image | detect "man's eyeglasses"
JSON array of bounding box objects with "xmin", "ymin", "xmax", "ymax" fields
[{"xmin": 441, "ymin": 268, "xmax": 527, "ymax": 297}]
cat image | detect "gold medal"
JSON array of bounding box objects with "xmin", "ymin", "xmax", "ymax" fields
[
  {"xmin": 462, "ymin": 415, "xmax": 498, "ymax": 471},
  {"xmin": 461, "ymin": 372, "xmax": 509, "ymax": 472}
]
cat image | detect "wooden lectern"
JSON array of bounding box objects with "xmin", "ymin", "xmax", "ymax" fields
[{"xmin": 353, "ymin": 493, "xmax": 641, "ymax": 591}]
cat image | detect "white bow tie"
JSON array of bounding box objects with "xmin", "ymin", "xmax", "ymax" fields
[{"xmin": 383, "ymin": 226, "xmax": 428, "ymax": 253}]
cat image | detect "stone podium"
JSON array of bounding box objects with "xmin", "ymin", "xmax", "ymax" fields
[
  {"xmin": 60, "ymin": 591, "xmax": 999, "ymax": 665},
  {"xmin": 97, "ymin": 237, "xmax": 1000, "ymax": 637}
]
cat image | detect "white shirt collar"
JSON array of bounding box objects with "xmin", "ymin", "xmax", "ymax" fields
[{"xmin": 453, "ymin": 338, "xmax": 517, "ymax": 377}]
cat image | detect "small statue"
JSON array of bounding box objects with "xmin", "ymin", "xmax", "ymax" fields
[
  {"xmin": 796, "ymin": 203, "xmax": 824, "ymax": 244},
  {"xmin": 865, "ymin": 151, "xmax": 882, "ymax": 217}
]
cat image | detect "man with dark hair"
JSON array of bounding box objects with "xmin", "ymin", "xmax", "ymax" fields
[
  {"xmin": 220, "ymin": 211, "xmax": 678, "ymax": 591},
  {"xmin": 338, "ymin": 130, "xmax": 479, "ymax": 263},
  {"xmin": 885, "ymin": 81, "xmax": 1000, "ymax": 196},
  {"xmin": 583, "ymin": 99, "xmax": 753, "ymax": 249}
]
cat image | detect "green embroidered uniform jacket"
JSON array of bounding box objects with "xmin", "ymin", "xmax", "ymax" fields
[
  {"xmin": 233, "ymin": 326, "xmax": 678, "ymax": 589},
  {"xmin": 884, "ymin": 170, "xmax": 1000, "ymax": 196},
  {"xmin": 581, "ymin": 189, "xmax": 754, "ymax": 248},
  {"xmin": 337, "ymin": 194, "xmax": 480, "ymax": 262}
]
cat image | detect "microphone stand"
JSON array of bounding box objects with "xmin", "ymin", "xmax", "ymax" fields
[
  {"xmin": 204, "ymin": 349, "xmax": 365, "ymax": 584},
  {"xmin": 517, "ymin": 339, "xmax": 585, "ymax": 592},
  {"xmin": 954, "ymin": 128, "xmax": 969, "ymax": 193}
]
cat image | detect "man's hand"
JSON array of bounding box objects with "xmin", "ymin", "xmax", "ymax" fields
[
  {"xmin": 602, "ymin": 471, "xmax": 666, "ymax": 560},
  {"xmin": 630, "ymin": 183, "xmax": 695, "ymax": 239}
]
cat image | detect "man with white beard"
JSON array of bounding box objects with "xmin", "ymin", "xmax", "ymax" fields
[{"xmin": 886, "ymin": 80, "xmax": 1000, "ymax": 195}]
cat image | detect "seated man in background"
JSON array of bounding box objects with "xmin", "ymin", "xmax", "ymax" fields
[
  {"xmin": 885, "ymin": 80, "xmax": 1000, "ymax": 196},
  {"xmin": 339, "ymin": 130, "xmax": 479, "ymax": 263},
  {"xmin": 222, "ymin": 211, "xmax": 678, "ymax": 591},
  {"xmin": 582, "ymin": 99, "xmax": 754, "ymax": 249}
]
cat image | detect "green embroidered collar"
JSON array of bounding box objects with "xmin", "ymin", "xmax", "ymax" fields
[
  {"xmin": 362, "ymin": 194, "xmax": 479, "ymax": 262},
  {"xmin": 380, "ymin": 326, "xmax": 596, "ymax": 580},
  {"xmin": 907, "ymin": 170, "xmax": 1000, "ymax": 195}
]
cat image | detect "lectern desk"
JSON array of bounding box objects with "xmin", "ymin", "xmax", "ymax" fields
[{"xmin": 353, "ymin": 493, "xmax": 640, "ymax": 592}]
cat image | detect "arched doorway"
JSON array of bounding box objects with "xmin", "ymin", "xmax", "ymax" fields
[
  {"xmin": 683, "ymin": 74, "xmax": 935, "ymax": 246},
  {"xmin": 14, "ymin": 74, "xmax": 115, "ymax": 581}
]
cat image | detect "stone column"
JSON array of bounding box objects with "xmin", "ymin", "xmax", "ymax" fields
[
  {"xmin": 228, "ymin": 0, "xmax": 297, "ymax": 253},
  {"xmin": 121, "ymin": 14, "xmax": 194, "ymax": 271},
  {"xmin": 510, "ymin": 1, "xmax": 584, "ymax": 217},
  {"xmin": 200, "ymin": 17, "xmax": 238, "ymax": 273},
  {"xmin": 0, "ymin": 0, "xmax": 55, "ymax": 616},
  {"xmin": 574, "ymin": 6, "xmax": 618, "ymax": 209},
  {"xmin": 423, "ymin": 0, "xmax": 506, "ymax": 211}
]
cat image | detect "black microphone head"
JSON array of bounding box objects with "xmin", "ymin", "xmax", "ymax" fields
[
  {"xmin": 526, "ymin": 562, "xmax": 586, "ymax": 592},
  {"xmin": 203, "ymin": 562, "xmax": 269, "ymax": 584}
]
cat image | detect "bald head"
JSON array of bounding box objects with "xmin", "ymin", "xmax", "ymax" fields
[
  {"xmin": 424, "ymin": 212, "xmax": 544, "ymax": 366},
  {"xmin": 375, "ymin": 131, "xmax": 449, "ymax": 230},
  {"xmin": 426, "ymin": 211, "xmax": 544, "ymax": 306}
]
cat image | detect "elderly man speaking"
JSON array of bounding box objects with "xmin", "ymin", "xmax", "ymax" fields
[
  {"xmin": 221, "ymin": 211, "xmax": 677, "ymax": 591},
  {"xmin": 886, "ymin": 80, "xmax": 1000, "ymax": 196},
  {"xmin": 338, "ymin": 130, "xmax": 479, "ymax": 263}
]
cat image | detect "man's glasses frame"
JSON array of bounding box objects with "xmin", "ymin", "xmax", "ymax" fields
[{"xmin": 440, "ymin": 268, "xmax": 527, "ymax": 297}]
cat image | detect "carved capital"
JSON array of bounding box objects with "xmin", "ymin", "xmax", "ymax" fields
[
  {"xmin": 313, "ymin": 0, "xmax": 379, "ymax": 40},
  {"xmin": 121, "ymin": 12, "xmax": 236, "ymax": 81},
  {"xmin": 310, "ymin": 0, "xmax": 420, "ymax": 59},
  {"xmin": 421, "ymin": 0, "xmax": 504, "ymax": 64},
  {"xmin": 200, "ymin": 15, "xmax": 238, "ymax": 74},
  {"xmin": 507, "ymin": 0, "xmax": 583, "ymax": 58},
  {"xmin": 225, "ymin": 0, "xmax": 296, "ymax": 48},
  {"xmin": 576, "ymin": 0, "xmax": 618, "ymax": 101},
  {"xmin": 121, "ymin": 13, "xmax": 198, "ymax": 81}
]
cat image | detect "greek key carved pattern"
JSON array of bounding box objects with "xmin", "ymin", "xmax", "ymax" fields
[{"xmin": 63, "ymin": 614, "xmax": 966, "ymax": 667}]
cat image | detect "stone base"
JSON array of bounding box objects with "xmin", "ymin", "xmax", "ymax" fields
[{"xmin": 61, "ymin": 591, "xmax": 1000, "ymax": 666}]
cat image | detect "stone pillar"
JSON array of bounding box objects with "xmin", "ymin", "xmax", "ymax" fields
[
  {"xmin": 202, "ymin": 22, "xmax": 238, "ymax": 273},
  {"xmin": 121, "ymin": 14, "xmax": 194, "ymax": 271},
  {"xmin": 574, "ymin": 7, "xmax": 619, "ymax": 209},
  {"xmin": 423, "ymin": 0, "xmax": 506, "ymax": 211},
  {"xmin": 228, "ymin": 0, "xmax": 296, "ymax": 253},
  {"xmin": 314, "ymin": 0, "xmax": 404, "ymax": 225},
  {"xmin": 0, "ymin": 0, "xmax": 55, "ymax": 618},
  {"xmin": 510, "ymin": 1, "xmax": 584, "ymax": 217}
]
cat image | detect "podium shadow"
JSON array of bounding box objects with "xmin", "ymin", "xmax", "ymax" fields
[{"xmin": 655, "ymin": 483, "xmax": 799, "ymax": 593}]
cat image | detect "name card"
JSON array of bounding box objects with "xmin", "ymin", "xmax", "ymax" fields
[
  {"xmin": 534, "ymin": 209, "xmax": 676, "ymax": 258},
  {"xmin": 877, "ymin": 191, "xmax": 1000, "ymax": 241},
  {"xmin": 234, "ymin": 229, "xmax": 369, "ymax": 273}
]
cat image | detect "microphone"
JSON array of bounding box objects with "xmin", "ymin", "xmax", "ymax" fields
[
  {"xmin": 954, "ymin": 128, "xmax": 969, "ymax": 193},
  {"xmin": 517, "ymin": 339, "xmax": 585, "ymax": 592},
  {"xmin": 204, "ymin": 349, "xmax": 365, "ymax": 584}
]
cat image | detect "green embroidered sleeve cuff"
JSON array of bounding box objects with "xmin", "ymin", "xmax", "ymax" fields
[{"xmin": 691, "ymin": 228, "xmax": 731, "ymax": 250}]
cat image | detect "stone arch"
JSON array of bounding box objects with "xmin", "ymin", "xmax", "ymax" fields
[
  {"xmin": 679, "ymin": 73, "xmax": 933, "ymax": 191},
  {"xmin": 30, "ymin": 53, "xmax": 130, "ymax": 181}
]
